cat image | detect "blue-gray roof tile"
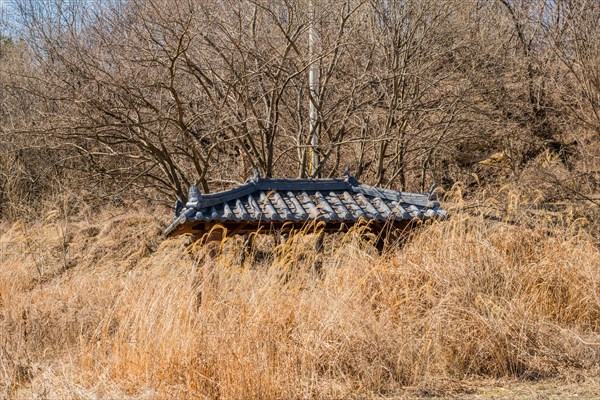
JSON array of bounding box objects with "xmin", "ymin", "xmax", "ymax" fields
[{"xmin": 165, "ymin": 175, "xmax": 447, "ymax": 237}]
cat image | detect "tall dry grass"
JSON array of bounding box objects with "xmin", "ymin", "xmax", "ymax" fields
[{"xmin": 1, "ymin": 203, "xmax": 600, "ymax": 398}]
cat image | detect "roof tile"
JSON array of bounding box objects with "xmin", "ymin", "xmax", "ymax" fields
[{"xmin": 165, "ymin": 176, "xmax": 447, "ymax": 237}]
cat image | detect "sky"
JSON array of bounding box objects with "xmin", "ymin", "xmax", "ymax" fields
[
  {"xmin": 1, "ymin": 0, "xmax": 95, "ymax": 37},
  {"xmin": 0, "ymin": 0, "xmax": 15, "ymax": 36}
]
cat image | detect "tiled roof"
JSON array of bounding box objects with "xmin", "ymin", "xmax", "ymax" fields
[{"xmin": 165, "ymin": 171, "xmax": 446, "ymax": 237}]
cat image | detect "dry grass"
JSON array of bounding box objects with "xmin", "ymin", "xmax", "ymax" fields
[{"xmin": 1, "ymin": 202, "xmax": 600, "ymax": 399}]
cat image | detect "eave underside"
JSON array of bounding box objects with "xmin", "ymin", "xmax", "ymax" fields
[{"xmin": 169, "ymin": 219, "xmax": 416, "ymax": 238}]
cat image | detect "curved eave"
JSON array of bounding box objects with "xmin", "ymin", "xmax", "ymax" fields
[
  {"xmin": 165, "ymin": 204, "xmax": 447, "ymax": 238},
  {"xmin": 165, "ymin": 177, "xmax": 446, "ymax": 238}
]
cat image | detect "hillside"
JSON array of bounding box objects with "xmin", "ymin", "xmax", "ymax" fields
[{"xmin": 2, "ymin": 200, "xmax": 600, "ymax": 399}]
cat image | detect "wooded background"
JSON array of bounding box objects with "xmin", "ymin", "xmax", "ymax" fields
[{"xmin": 1, "ymin": 0, "xmax": 599, "ymax": 221}]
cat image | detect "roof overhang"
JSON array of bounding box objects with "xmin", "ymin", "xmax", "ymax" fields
[{"xmin": 165, "ymin": 174, "xmax": 446, "ymax": 238}]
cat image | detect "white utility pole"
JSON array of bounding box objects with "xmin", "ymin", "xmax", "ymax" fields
[{"xmin": 308, "ymin": 0, "xmax": 319, "ymax": 177}]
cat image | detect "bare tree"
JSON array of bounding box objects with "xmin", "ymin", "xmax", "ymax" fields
[{"xmin": 0, "ymin": 0, "xmax": 597, "ymax": 213}]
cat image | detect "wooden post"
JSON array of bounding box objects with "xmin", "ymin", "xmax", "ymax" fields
[
  {"xmin": 374, "ymin": 222, "xmax": 394, "ymax": 255},
  {"xmin": 239, "ymin": 232, "xmax": 256, "ymax": 266},
  {"xmin": 375, "ymin": 234, "xmax": 386, "ymax": 254},
  {"xmin": 374, "ymin": 222, "xmax": 404, "ymax": 255},
  {"xmin": 314, "ymin": 232, "xmax": 324, "ymax": 276},
  {"xmin": 195, "ymin": 226, "xmax": 225, "ymax": 311},
  {"xmin": 189, "ymin": 234, "xmax": 202, "ymax": 309}
]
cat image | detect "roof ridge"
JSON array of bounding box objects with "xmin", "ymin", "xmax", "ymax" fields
[{"xmin": 184, "ymin": 176, "xmax": 432, "ymax": 210}]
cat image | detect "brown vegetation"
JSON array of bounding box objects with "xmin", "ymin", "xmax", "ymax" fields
[
  {"xmin": 0, "ymin": 0, "xmax": 599, "ymax": 217},
  {"xmin": 1, "ymin": 194, "xmax": 600, "ymax": 398}
]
